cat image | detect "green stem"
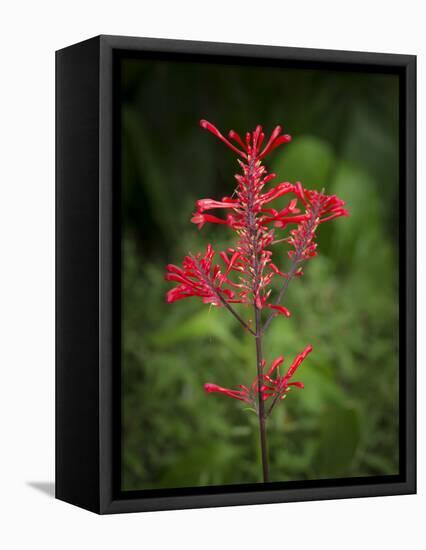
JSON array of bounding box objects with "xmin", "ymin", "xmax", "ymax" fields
[{"xmin": 255, "ymin": 307, "xmax": 269, "ymax": 482}]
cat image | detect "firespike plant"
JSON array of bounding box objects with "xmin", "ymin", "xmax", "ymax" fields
[{"xmin": 165, "ymin": 119, "xmax": 349, "ymax": 482}]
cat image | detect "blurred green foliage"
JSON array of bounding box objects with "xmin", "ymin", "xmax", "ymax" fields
[{"xmin": 120, "ymin": 58, "xmax": 399, "ymax": 490}]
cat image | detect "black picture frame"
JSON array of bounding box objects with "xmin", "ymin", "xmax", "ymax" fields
[{"xmin": 56, "ymin": 35, "xmax": 416, "ymax": 514}]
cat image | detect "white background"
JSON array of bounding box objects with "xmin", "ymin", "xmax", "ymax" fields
[{"xmin": 0, "ymin": 1, "xmax": 423, "ymax": 548}]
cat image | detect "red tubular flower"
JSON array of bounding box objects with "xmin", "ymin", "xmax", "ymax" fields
[
  {"xmin": 205, "ymin": 372, "xmax": 263, "ymax": 405},
  {"xmin": 165, "ymin": 244, "xmax": 235, "ymax": 306},
  {"xmin": 199, "ymin": 120, "xmax": 248, "ymax": 158},
  {"xmin": 204, "ymin": 383, "xmax": 249, "ymax": 402},
  {"xmin": 204, "ymin": 378, "xmax": 255, "ymax": 405},
  {"xmin": 190, "ymin": 212, "xmax": 234, "ymax": 230},
  {"xmin": 266, "ymin": 304, "xmax": 291, "ymax": 317}
]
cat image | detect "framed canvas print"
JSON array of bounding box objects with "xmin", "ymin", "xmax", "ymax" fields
[{"xmin": 55, "ymin": 35, "xmax": 416, "ymax": 514}]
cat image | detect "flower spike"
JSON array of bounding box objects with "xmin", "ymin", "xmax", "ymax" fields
[{"xmin": 166, "ymin": 119, "xmax": 348, "ymax": 481}]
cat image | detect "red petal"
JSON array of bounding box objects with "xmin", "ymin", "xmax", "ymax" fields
[
  {"xmin": 191, "ymin": 213, "xmax": 230, "ymax": 229},
  {"xmin": 267, "ymin": 304, "xmax": 291, "ymax": 317},
  {"xmin": 260, "ymin": 182, "xmax": 294, "ymax": 204},
  {"xmin": 267, "ymin": 355, "xmax": 284, "ymax": 376},
  {"xmin": 200, "ymin": 119, "xmax": 247, "ymax": 158},
  {"xmin": 196, "ymin": 198, "xmax": 238, "ymax": 212},
  {"xmin": 204, "ymin": 383, "xmax": 247, "ymax": 401},
  {"xmin": 283, "ymin": 345, "xmax": 313, "ymax": 382},
  {"xmin": 228, "ymin": 129, "xmax": 247, "ymax": 151},
  {"xmin": 288, "ymin": 381, "xmax": 304, "ymax": 389}
]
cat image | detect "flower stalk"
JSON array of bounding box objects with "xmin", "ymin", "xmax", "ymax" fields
[
  {"xmin": 255, "ymin": 306, "xmax": 269, "ymax": 481},
  {"xmin": 165, "ymin": 119, "xmax": 348, "ymax": 482}
]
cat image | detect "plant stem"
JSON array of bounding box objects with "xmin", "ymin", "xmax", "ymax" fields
[
  {"xmin": 192, "ymin": 256, "xmax": 256, "ymax": 336},
  {"xmin": 242, "ymin": 155, "xmax": 269, "ymax": 482},
  {"xmin": 216, "ymin": 291, "xmax": 256, "ymax": 336},
  {"xmin": 262, "ymin": 199, "xmax": 323, "ymax": 334},
  {"xmin": 255, "ymin": 307, "xmax": 269, "ymax": 483},
  {"xmin": 262, "ymin": 262, "xmax": 298, "ymax": 334}
]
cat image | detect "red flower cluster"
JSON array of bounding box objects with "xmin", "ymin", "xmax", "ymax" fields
[
  {"xmin": 165, "ymin": 244, "xmax": 236, "ymax": 306},
  {"xmin": 166, "ymin": 120, "xmax": 348, "ymax": 320},
  {"xmin": 287, "ymin": 183, "xmax": 349, "ymax": 265},
  {"xmin": 204, "ymin": 345, "xmax": 313, "ymax": 414}
]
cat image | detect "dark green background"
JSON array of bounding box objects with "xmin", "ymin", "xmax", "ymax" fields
[{"xmin": 120, "ymin": 57, "xmax": 399, "ymax": 491}]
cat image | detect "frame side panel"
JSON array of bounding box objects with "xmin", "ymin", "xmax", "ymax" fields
[
  {"xmin": 404, "ymin": 56, "xmax": 417, "ymax": 492},
  {"xmin": 98, "ymin": 37, "xmax": 116, "ymax": 513},
  {"xmin": 55, "ymin": 37, "xmax": 101, "ymax": 513}
]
